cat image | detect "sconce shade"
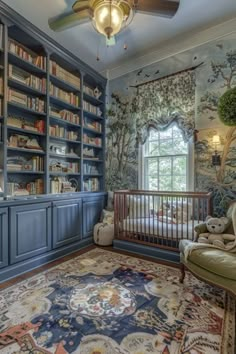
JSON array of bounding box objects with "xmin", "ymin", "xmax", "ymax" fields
[{"xmin": 212, "ymin": 135, "xmax": 220, "ymax": 144}]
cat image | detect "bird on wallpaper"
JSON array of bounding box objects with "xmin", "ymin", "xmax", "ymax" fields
[
  {"xmin": 193, "ymin": 56, "xmax": 198, "ymax": 60},
  {"xmin": 137, "ymin": 69, "xmax": 143, "ymax": 76},
  {"xmin": 208, "ymin": 116, "xmax": 216, "ymax": 121},
  {"xmin": 145, "ymin": 74, "xmax": 150, "ymax": 78},
  {"xmin": 155, "ymin": 70, "xmax": 160, "ymax": 75},
  {"xmin": 216, "ymin": 44, "xmax": 223, "ymax": 49}
]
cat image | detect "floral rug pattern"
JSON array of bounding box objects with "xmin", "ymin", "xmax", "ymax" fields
[{"xmin": 0, "ymin": 248, "xmax": 235, "ymax": 354}]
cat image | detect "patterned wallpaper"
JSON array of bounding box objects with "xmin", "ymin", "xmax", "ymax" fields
[{"xmin": 106, "ymin": 34, "xmax": 236, "ymax": 215}]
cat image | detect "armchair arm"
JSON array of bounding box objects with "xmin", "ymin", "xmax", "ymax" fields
[{"xmin": 194, "ymin": 223, "xmax": 208, "ymax": 241}]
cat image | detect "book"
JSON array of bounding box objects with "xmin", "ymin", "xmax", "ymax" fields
[{"xmin": 50, "ymin": 60, "xmax": 80, "ymax": 89}]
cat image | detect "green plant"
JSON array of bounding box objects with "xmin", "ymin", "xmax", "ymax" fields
[{"xmin": 218, "ymin": 87, "xmax": 236, "ymax": 126}]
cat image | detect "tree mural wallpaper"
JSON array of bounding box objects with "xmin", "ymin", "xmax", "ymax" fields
[{"xmin": 106, "ymin": 34, "xmax": 236, "ymax": 215}]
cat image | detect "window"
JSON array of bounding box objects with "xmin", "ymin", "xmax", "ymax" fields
[{"xmin": 141, "ymin": 125, "xmax": 192, "ymax": 191}]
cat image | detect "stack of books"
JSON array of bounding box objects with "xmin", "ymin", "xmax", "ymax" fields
[
  {"xmin": 8, "ymin": 88, "xmax": 45, "ymax": 112},
  {"xmin": 83, "ymin": 163, "xmax": 99, "ymax": 175},
  {"xmin": 8, "ymin": 115, "xmax": 45, "ymax": 133},
  {"xmin": 83, "ymin": 100, "xmax": 98, "ymax": 115},
  {"xmin": 50, "ymin": 83, "xmax": 79, "ymax": 106},
  {"xmin": 50, "ymin": 107, "xmax": 80, "ymax": 125},
  {"xmin": 8, "ymin": 65, "xmax": 46, "ymax": 92},
  {"xmin": 83, "ymin": 134, "xmax": 102, "ymax": 146},
  {"xmin": 83, "ymin": 177, "xmax": 99, "ymax": 192},
  {"xmin": 83, "ymin": 117, "xmax": 101, "ymax": 132},
  {"xmin": 50, "ymin": 125, "xmax": 78, "ymax": 141},
  {"xmin": 8, "ymin": 39, "xmax": 46, "ymax": 70},
  {"xmin": 50, "ymin": 177, "xmax": 76, "ymax": 194},
  {"xmin": 83, "ymin": 85, "xmax": 94, "ymax": 96},
  {"xmin": 27, "ymin": 178, "xmax": 44, "ymax": 194},
  {"xmin": 50, "ymin": 60, "xmax": 80, "ymax": 89},
  {"xmin": 49, "ymin": 161, "xmax": 79, "ymax": 173}
]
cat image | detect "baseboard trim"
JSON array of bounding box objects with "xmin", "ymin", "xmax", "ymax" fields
[
  {"xmin": 113, "ymin": 240, "xmax": 180, "ymax": 264},
  {"xmin": 0, "ymin": 238, "xmax": 93, "ymax": 283}
]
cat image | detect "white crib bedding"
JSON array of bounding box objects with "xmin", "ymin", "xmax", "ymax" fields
[{"xmin": 121, "ymin": 217, "xmax": 200, "ymax": 239}]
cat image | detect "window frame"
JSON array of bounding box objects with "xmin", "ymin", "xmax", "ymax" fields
[{"xmin": 138, "ymin": 126, "xmax": 194, "ymax": 191}]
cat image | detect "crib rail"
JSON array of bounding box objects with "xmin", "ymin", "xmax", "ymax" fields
[{"xmin": 114, "ymin": 190, "xmax": 212, "ymax": 252}]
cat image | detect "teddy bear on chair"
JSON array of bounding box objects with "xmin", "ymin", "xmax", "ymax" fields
[{"xmin": 198, "ymin": 216, "xmax": 236, "ymax": 249}]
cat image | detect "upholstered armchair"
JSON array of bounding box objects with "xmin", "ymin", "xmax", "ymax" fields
[{"xmin": 179, "ymin": 202, "xmax": 236, "ymax": 296}]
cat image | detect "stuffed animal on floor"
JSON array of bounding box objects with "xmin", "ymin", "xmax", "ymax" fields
[{"xmin": 198, "ymin": 216, "xmax": 236, "ymax": 249}]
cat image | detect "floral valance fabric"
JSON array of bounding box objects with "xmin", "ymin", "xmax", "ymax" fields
[{"xmin": 134, "ymin": 70, "xmax": 196, "ymax": 144}]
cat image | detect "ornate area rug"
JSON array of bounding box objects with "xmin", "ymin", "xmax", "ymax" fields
[{"xmin": 0, "ymin": 248, "xmax": 235, "ymax": 354}]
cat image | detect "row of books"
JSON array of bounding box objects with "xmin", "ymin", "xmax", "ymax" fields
[
  {"xmin": 83, "ymin": 163, "xmax": 99, "ymax": 175},
  {"xmin": 8, "ymin": 134, "xmax": 43, "ymax": 151},
  {"xmin": 8, "ymin": 39, "xmax": 46, "ymax": 70},
  {"xmin": 50, "ymin": 177, "xmax": 76, "ymax": 194},
  {"xmin": 8, "ymin": 64, "xmax": 47, "ymax": 93},
  {"xmin": 7, "ymin": 156, "xmax": 44, "ymax": 171},
  {"xmin": 83, "ymin": 100, "xmax": 101, "ymax": 115},
  {"xmin": 8, "ymin": 116, "xmax": 45, "ymax": 133},
  {"xmin": 50, "ymin": 125, "xmax": 79, "ymax": 141},
  {"xmin": 83, "ymin": 117, "xmax": 101, "ymax": 132},
  {"xmin": 83, "ymin": 85, "xmax": 95, "ymax": 97},
  {"xmin": 0, "ymin": 77, "xmax": 3, "ymax": 95},
  {"xmin": 50, "ymin": 60, "xmax": 80, "ymax": 89},
  {"xmin": 49, "ymin": 161, "xmax": 79, "ymax": 173},
  {"xmin": 8, "ymin": 88, "xmax": 45, "ymax": 112},
  {"xmin": 83, "ymin": 177, "xmax": 99, "ymax": 192},
  {"xmin": 50, "ymin": 83, "xmax": 79, "ymax": 106},
  {"xmin": 83, "ymin": 134, "xmax": 102, "ymax": 146},
  {"xmin": 7, "ymin": 178, "xmax": 44, "ymax": 196},
  {"xmin": 50, "ymin": 107, "xmax": 80, "ymax": 125}
]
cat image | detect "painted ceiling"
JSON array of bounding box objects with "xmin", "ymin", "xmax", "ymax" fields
[{"xmin": 3, "ymin": 0, "xmax": 236, "ymax": 75}]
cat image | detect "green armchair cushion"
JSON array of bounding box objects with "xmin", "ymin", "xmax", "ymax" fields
[{"xmin": 188, "ymin": 248, "xmax": 236, "ymax": 281}]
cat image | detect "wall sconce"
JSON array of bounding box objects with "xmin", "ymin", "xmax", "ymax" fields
[{"xmin": 212, "ymin": 135, "xmax": 221, "ymax": 166}]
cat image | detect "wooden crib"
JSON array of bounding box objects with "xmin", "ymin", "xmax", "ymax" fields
[{"xmin": 114, "ymin": 190, "xmax": 212, "ymax": 252}]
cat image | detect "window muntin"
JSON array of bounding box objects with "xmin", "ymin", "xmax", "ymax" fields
[{"xmin": 144, "ymin": 126, "xmax": 188, "ymax": 191}]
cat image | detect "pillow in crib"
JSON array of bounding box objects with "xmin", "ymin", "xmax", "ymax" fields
[
  {"xmin": 157, "ymin": 216, "xmax": 177, "ymax": 224},
  {"xmin": 102, "ymin": 209, "xmax": 114, "ymax": 224},
  {"xmin": 128, "ymin": 196, "xmax": 150, "ymax": 218}
]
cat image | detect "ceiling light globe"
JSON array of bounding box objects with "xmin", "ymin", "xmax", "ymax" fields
[{"xmin": 94, "ymin": 3, "xmax": 123, "ymax": 39}]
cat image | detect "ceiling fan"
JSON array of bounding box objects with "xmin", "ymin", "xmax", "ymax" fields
[{"xmin": 49, "ymin": 0, "xmax": 180, "ymax": 46}]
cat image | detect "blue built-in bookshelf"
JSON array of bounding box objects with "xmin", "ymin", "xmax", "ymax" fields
[{"xmin": 0, "ymin": 6, "xmax": 106, "ymax": 198}]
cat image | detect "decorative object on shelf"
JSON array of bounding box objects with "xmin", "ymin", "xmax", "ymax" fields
[
  {"xmin": 212, "ymin": 135, "xmax": 221, "ymax": 166},
  {"xmin": 94, "ymin": 86, "xmax": 102, "ymax": 99},
  {"xmin": 218, "ymin": 87, "xmax": 236, "ymax": 126},
  {"xmin": 49, "ymin": 1, "xmax": 180, "ymax": 45},
  {"xmin": 50, "ymin": 176, "xmax": 77, "ymax": 194}
]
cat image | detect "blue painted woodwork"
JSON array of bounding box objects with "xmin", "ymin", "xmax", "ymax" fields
[
  {"xmin": 0, "ymin": 207, "xmax": 8, "ymax": 269},
  {"xmin": 10, "ymin": 202, "xmax": 52, "ymax": 264},
  {"xmin": 83, "ymin": 197, "xmax": 104, "ymax": 238},
  {"xmin": 113, "ymin": 240, "xmax": 180, "ymax": 264},
  {"xmin": 52, "ymin": 198, "xmax": 82, "ymax": 249}
]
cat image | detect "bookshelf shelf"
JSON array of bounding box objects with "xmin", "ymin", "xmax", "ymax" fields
[
  {"xmin": 7, "ymin": 146, "xmax": 45, "ymax": 155},
  {"xmin": 50, "ymin": 136, "xmax": 81, "ymax": 144},
  {"xmin": 0, "ymin": 17, "xmax": 106, "ymax": 197},
  {"xmin": 8, "ymin": 51, "xmax": 46, "ymax": 75},
  {"xmin": 83, "ymin": 92, "xmax": 103, "ymax": 106},
  {"xmin": 8, "ymin": 102, "xmax": 46, "ymax": 116},
  {"xmin": 50, "ymin": 74, "xmax": 80, "ymax": 94},
  {"xmin": 83, "ymin": 142, "xmax": 103, "ymax": 149},
  {"xmin": 83, "ymin": 110, "xmax": 103, "ymax": 120},
  {"xmin": 50, "ymin": 153, "xmax": 80, "ymax": 160},
  {"xmin": 8, "ymin": 78, "xmax": 46, "ymax": 97},
  {"xmin": 7, "ymin": 126, "xmax": 46, "ymax": 136},
  {"xmin": 7, "ymin": 170, "xmax": 44, "ymax": 174},
  {"xmin": 50, "ymin": 95, "xmax": 80, "ymax": 111},
  {"xmin": 83, "ymin": 126, "xmax": 102, "ymax": 135},
  {"xmin": 49, "ymin": 172, "xmax": 80, "ymax": 176},
  {"xmin": 50, "ymin": 115, "xmax": 81, "ymax": 128}
]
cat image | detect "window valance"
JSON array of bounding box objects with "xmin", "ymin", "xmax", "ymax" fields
[{"xmin": 134, "ymin": 70, "xmax": 196, "ymax": 144}]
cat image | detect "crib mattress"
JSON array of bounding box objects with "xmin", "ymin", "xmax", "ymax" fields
[{"xmin": 121, "ymin": 217, "xmax": 200, "ymax": 239}]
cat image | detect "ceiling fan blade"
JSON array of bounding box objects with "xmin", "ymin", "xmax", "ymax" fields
[
  {"xmin": 134, "ymin": 0, "xmax": 180, "ymax": 18},
  {"xmin": 49, "ymin": 10, "xmax": 91, "ymax": 32},
  {"xmin": 72, "ymin": 0, "xmax": 90, "ymax": 13}
]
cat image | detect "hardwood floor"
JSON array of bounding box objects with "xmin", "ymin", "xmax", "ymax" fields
[{"xmin": 0, "ymin": 245, "xmax": 180, "ymax": 290}]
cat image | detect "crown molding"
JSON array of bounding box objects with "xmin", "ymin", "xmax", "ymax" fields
[{"xmin": 104, "ymin": 17, "xmax": 236, "ymax": 81}]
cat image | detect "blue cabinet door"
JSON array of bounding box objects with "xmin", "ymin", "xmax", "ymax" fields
[
  {"xmin": 0, "ymin": 207, "xmax": 8, "ymax": 269},
  {"xmin": 83, "ymin": 197, "xmax": 104, "ymax": 239},
  {"xmin": 52, "ymin": 199, "xmax": 82, "ymax": 249},
  {"xmin": 10, "ymin": 202, "xmax": 52, "ymax": 264}
]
